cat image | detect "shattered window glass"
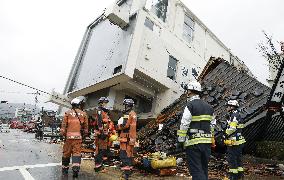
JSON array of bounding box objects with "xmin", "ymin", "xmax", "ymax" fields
[
  {"xmin": 183, "ymin": 14, "xmax": 194, "ymax": 43},
  {"xmin": 167, "ymin": 56, "xmax": 178, "ymax": 80}
]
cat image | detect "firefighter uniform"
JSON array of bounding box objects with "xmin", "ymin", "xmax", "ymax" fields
[
  {"xmin": 177, "ymin": 95, "xmax": 214, "ymax": 180},
  {"xmin": 117, "ymin": 110, "xmax": 137, "ymax": 169},
  {"xmin": 60, "ymin": 108, "xmax": 88, "ymax": 177},
  {"xmin": 225, "ymin": 108, "xmax": 246, "ymax": 180},
  {"xmin": 93, "ymin": 107, "xmax": 116, "ymax": 169}
]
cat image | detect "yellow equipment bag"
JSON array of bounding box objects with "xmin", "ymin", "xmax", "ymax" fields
[
  {"xmin": 151, "ymin": 157, "xmax": 177, "ymax": 169},
  {"xmin": 109, "ymin": 134, "xmax": 118, "ymax": 142},
  {"xmin": 224, "ymin": 139, "xmax": 235, "ymax": 145}
]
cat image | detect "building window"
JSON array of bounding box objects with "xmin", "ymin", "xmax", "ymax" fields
[
  {"xmin": 183, "ymin": 14, "xmax": 194, "ymax": 43},
  {"xmin": 145, "ymin": 0, "xmax": 168, "ymax": 22},
  {"xmin": 167, "ymin": 56, "xmax": 178, "ymax": 80},
  {"xmin": 144, "ymin": 17, "xmax": 161, "ymax": 35},
  {"xmin": 116, "ymin": 0, "xmax": 127, "ymax": 6},
  {"xmin": 144, "ymin": 18, "xmax": 154, "ymax": 31},
  {"xmin": 113, "ymin": 65, "xmax": 122, "ymax": 75}
]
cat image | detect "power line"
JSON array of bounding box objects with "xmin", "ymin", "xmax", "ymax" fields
[
  {"xmin": 0, "ymin": 75, "xmax": 67, "ymax": 102},
  {"xmin": 0, "ymin": 75, "xmax": 51, "ymax": 95}
]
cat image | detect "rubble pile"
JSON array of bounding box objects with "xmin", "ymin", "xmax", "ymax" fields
[
  {"xmin": 138, "ymin": 96, "xmax": 186, "ymax": 155},
  {"xmin": 138, "ymin": 57, "xmax": 275, "ymax": 155},
  {"xmin": 135, "ymin": 58, "xmax": 284, "ymax": 178}
]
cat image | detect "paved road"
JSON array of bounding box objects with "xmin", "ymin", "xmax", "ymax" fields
[
  {"xmin": 0, "ymin": 129, "xmax": 188, "ymax": 180},
  {"xmin": 0, "ymin": 129, "xmax": 62, "ymax": 180}
]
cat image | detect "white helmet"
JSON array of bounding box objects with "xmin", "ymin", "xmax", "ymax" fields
[
  {"xmin": 71, "ymin": 96, "xmax": 86, "ymax": 105},
  {"xmin": 227, "ymin": 100, "xmax": 239, "ymax": 107},
  {"xmin": 187, "ymin": 81, "xmax": 202, "ymax": 92}
]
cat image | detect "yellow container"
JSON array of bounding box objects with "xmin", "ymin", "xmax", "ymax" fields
[
  {"xmin": 109, "ymin": 134, "xmax": 118, "ymax": 142},
  {"xmin": 151, "ymin": 157, "xmax": 177, "ymax": 169}
]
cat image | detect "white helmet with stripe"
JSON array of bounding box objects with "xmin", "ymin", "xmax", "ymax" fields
[{"xmin": 187, "ymin": 81, "xmax": 202, "ymax": 92}]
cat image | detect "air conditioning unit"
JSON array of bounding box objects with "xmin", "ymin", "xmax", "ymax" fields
[{"xmin": 105, "ymin": 1, "xmax": 129, "ymax": 29}]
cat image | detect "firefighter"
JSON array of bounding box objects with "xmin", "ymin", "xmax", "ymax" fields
[
  {"xmin": 93, "ymin": 97, "xmax": 116, "ymax": 171},
  {"xmin": 117, "ymin": 98, "xmax": 137, "ymax": 180},
  {"xmin": 60, "ymin": 96, "xmax": 88, "ymax": 178},
  {"xmin": 224, "ymin": 100, "xmax": 246, "ymax": 180},
  {"xmin": 35, "ymin": 116, "xmax": 43, "ymax": 140},
  {"xmin": 177, "ymin": 81, "xmax": 214, "ymax": 180}
]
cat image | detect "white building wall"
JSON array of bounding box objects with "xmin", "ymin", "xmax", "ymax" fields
[
  {"xmin": 130, "ymin": 1, "xmax": 232, "ymax": 114},
  {"xmin": 62, "ymin": 0, "xmax": 253, "ymax": 116}
]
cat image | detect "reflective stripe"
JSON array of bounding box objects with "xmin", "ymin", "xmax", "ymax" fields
[
  {"xmin": 184, "ymin": 137, "xmax": 212, "ymax": 146},
  {"xmin": 226, "ymin": 139, "xmax": 246, "ymax": 146},
  {"xmin": 177, "ymin": 130, "xmax": 187, "ymax": 133},
  {"xmin": 234, "ymin": 139, "xmax": 246, "ymax": 145},
  {"xmin": 177, "ymin": 130, "xmax": 187, "ymax": 137},
  {"xmin": 229, "ymin": 168, "xmax": 238, "ymax": 174},
  {"xmin": 226, "ymin": 129, "xmax": 235, "ymax": 135},
  {"xmin": 229, "ymin": 121, "xmax": 237, "ymax": 128},
  {"xmin": 191, "ymin": 115, "xmax": 212, "ymax": 122},
  {"xmin": 238, "ymin": 167, "xmax": 244, "ymax": 172},
  {"xmin": 237, "ymin": 124, "xmax": 244, "ymax": 128}
]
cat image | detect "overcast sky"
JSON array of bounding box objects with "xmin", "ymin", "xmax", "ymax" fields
[{"xmin": 0, "ymin": 0, "xmax": 283, "ymax": 111}]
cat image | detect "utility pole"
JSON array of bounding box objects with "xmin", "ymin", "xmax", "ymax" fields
[{"xmin": 27, "ymin": 91, "xmax": 40, "ymax": 118}]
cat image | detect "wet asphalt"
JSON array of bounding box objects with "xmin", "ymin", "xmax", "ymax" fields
[
  {"xmin": 0, "ymin": 129, "xmax": 62, "ymax": 180},
  {"xmin": 0, "ymin": 129, "xmax": 123, "ymax": 180},
  {"xmin": 0, "ymin": 129, "xmax": 187, "ymax": 180}
]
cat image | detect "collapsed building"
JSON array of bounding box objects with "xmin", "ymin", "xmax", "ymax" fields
[
  {"xmin": 138, "ymin": 57, "xmax": 284, "ymax": 154},
  {"xmin": 45, "ymin": 0, "xmax": 284, "ymax": 155},
  {"xmin": 49, "ymin": 0, "xmax": 252, "ymax": 120}
]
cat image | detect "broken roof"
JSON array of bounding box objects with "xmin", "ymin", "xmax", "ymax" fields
[
  {"xmin": 138, "ymin": 57, "xmax": 280, "ymax": 154},
  {"xmin": 199, "ymin": 57, "xmax": 271, "ymax": 124}
]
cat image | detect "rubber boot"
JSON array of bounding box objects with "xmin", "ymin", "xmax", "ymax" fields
[
  {"xmin": 72, "ymin": 166, "xmax": 80, "ymax": 178},
  {"xmin": 62, "ymin": 157, "xmax": 70, "ymax": 176},
  {"xmin": 123, "ymin": 170, "xmax": 132, "ymax": 180},
  {"xmin": 62, "ymin": 167, "xmax": 69, "ymax": 176}
]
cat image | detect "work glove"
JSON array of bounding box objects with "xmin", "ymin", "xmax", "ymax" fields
[
  {"xmin": 178, "ymin": 136, "xmax": 186, "ymax": 143},
  {"xmin": 117, "ymin": 117, "xmax": 123, "ymax": 125},
  {"xmin": 224, "ymin": 139, "xmax": 233, "ymax": 146},
  {"xmin": 176, "ymin": 136, "xmax": 185, "ymax": 151},
  {"xmin": 176, "ymin": 141, "xmax": 184, "ymax": 151}
]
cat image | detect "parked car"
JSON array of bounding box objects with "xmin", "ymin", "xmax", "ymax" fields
[
  {"xmin": 10, "ymin": 121, "xmax": 19, "ymax": 129},
  {"xmin": 23, "ymin": 121, "xmax": 36, "ymax": 133},
  {"xmin": 17, "ymin": 122, "xmax": 24, "ymax": 129},
  {"xmin": 0, "ymin": 124, "xmax": 10, "ymax": 133}
]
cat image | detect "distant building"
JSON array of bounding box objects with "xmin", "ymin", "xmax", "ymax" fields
[
  {"xmin": 15, "ymin": 108, "xmax": 33, "ymax": 121},
  {"xmin": 0, "ymin": 103, "xmax": 39, "ymax": 121},
  {"xmin": 58, "ymin": 0, "xmax": 253, "ymax": 118}
]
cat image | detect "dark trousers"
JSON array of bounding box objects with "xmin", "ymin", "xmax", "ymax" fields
[
  {"xmin": 120, "ymin": 150, "xmax": 132, "ymax": 167},
  {"xmin": 227, "ymin": 145, "xmax": 244, "ymax": 180},
  {"xmin": 186, "ymin": 144, "xmax": 211, "ymax": 180},
  {"xmin": 95, "ymin": 149, "xmax": 108, "ymax": 166}
]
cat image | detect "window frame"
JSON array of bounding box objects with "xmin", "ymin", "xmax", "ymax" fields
[
  {"xmin": 183, "ymin": 13, "xmax": 195, "ymax": 43},
  {"xmin": 167, "ymin": 56, "xmax": 178, "ymax": 81},
  {"xmin": 146, "ymin": 0, "xmax": 169, "ymax": 22}
]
